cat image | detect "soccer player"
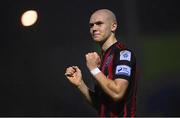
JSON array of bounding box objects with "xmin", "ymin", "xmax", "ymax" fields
[{"xmin": 65, "ymin": 9, "xmax": 137, "ymax": 117}]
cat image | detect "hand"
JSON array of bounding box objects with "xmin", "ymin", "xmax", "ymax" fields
[
  {"xmin": 65, "ymin": 66, "xmax": 83, "ymax": 87},
  {"xmin": 85, "ymin": 52, "xmax": 101, "ymax": 71}
]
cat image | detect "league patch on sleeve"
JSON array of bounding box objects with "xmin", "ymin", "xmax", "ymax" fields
[
  {"xmin": 120, "ymin": 50, "xmax": 131, "ymax": 61},
  {"xmin": 115, "ymin": 65, "xmax": 131, "ymax": 76}
]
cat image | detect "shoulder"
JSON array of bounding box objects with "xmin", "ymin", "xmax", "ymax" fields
[
  {"xmin": 114, "ymin": 47, "xmax": 135, "ymax": 56},
  {"xmin": 114, "ymin": 42, "xmax": 133, "ymax": 52},
  {"xmin": 113, "ymin": 47, "xmax": 136, "ymax": 64},
  {"xmin": 113, "ymin": 42, "xmax": 136, "ymax": 58}
]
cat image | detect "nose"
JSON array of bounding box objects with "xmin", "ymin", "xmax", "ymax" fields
[{"xmin": 91, "ymin": 24, "xmax": 99, "ymax": 32}]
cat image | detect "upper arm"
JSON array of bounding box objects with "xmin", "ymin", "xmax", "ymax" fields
[
  {"xmin": 114, "ymin": 78, "xmax": 129, "ymax": 97},
  {"xmin": 110, "ymin": 49, "xmax": 136, "ymax": 100}
]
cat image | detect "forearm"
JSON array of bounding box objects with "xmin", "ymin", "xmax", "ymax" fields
[
  {"xmin": 77, "ymin": 80, "xmax": 95, "ymax": 106},
  {"xmin": 95, "ymin": 73, "xmax": 117, "ymax": 95},
  {"xmin": 93, "ymin": 72, "xmax": 125, "ymax": 101}
]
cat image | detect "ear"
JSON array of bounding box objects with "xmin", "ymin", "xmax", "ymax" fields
[{"xmin": 111, "ymin": 22, "xmax": 117, "ymax": 32}]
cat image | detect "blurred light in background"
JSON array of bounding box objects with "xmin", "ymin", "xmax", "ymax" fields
[{"xmin": 21, "ymin": 10, "xmax": 38, "ymax": 27}]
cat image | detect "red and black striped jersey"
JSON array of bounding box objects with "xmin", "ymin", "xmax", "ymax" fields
[{"xmin": 92, "ymin": 41, "xmax": 137, "ymax": 117}]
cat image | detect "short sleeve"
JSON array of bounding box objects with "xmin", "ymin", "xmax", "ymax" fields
[{"xmin": 113, "ymin": 48, "xmax": 136, "ymax": 81}]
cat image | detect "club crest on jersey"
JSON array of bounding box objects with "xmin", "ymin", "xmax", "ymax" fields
[
  {"xmin": 120, "ymin": 50, "xmax": 131, "ymax": 61},
  {"xmin": 115, "ymin": 65, "xmax": 131, "ymax": 76}
]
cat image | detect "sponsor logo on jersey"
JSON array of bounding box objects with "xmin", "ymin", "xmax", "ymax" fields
[
  {"xmin": 115, "ymin": 65, "xmax": 131, "ymax": 76},
  {"xmin": 120, "ymin": 50, "xmax": 131, "ymax": 61}
]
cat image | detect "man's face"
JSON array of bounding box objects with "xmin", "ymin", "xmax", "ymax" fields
[{"xmin": 89, "ymin": 12, "xmax": 114, "ymax": 43}]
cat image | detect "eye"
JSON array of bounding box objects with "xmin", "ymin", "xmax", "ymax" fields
[{"xmin": 89, "ymin": 23, "xmax": 94, "ymax": 28}]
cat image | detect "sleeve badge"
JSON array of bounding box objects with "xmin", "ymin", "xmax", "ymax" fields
[{"xmin": 120, "ymin": 50, "xmax": 131, "ymax": 61}]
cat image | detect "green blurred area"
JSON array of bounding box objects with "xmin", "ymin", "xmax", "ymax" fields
[{"xmin": 140, "ymin": 33, "xmax": 180, "ymax": 80}]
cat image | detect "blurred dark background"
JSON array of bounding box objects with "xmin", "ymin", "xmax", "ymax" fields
[{"xmin": 0, "ymin": 0, "xmax": 180, "ymax": 116}]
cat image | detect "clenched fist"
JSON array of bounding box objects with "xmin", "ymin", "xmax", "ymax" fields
[
  {"xmin": 85, "ymin": 52, "xmax": 101, "ymax": 71},
  {"xmin": 65, "ymin": 66, "xmax": 83, "ymax": 87}
]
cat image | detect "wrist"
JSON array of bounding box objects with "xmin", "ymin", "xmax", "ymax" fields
[
  {"xmin": 77, "ymin": 80, "xmax": 83, "ymax": 89},
  {"xmin": 90, "ymin": 67, "xmax": 101, "ymax": 76}
]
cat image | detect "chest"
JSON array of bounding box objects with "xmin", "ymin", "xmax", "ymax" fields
[{"xmin": 100, "ymin": 54, "xmax": 114, "ymax": 77}]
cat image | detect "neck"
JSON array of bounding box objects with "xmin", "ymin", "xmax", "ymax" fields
[{"xmin": 101, "ymin": 34, "xmax": 117, "ymax": 52}]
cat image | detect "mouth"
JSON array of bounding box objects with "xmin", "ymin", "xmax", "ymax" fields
[{"xmin": 93, "ymin": 33, "xmax": 100, "ymax": 37}]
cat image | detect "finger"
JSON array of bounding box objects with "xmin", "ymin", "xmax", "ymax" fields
[
  {"xmin": 85, "ymin": 54, "xmax": 89, "ymax": 60},
  {"xmin": 93, "ymin": 52, "xmax": 99, "ymax": 56},
  {"xmin": 66, "ymin": 76, "xmax": 74, "ymax": 82},
  {"xmin": 65, "ymin": 67, "xmax": 75, "ymax": 76},
  {"xmin": 72, "ymin": 66, "xmax": 81, "ymax": 73},
  {"xmin": 72, "ymin": 66, "xmax": 78, "ymax": 69},
  {"xmin": 72, "ymin": 66, "xmax": 78, "ymax": 72},
  {"xmin": 67, "ymin": 67, "xmax": 76, "ymax": 73},
  {"xmin": 65, "ymin": 71, "xmax": 73, "ymax": 77}
]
